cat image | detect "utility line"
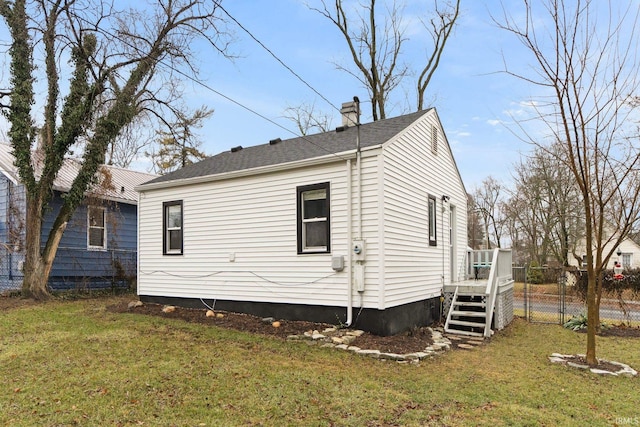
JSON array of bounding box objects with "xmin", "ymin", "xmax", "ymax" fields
[
  {"xmin": 69, "ymin": 7, "xmax": 352, "ymax": 161},
  {"xmin": 167, "ymin": 66, "xmax": 351, "ymax": 161},
  {"xmin": 215, "ymin": 1, "xmax": 341, "ymax": 114}
]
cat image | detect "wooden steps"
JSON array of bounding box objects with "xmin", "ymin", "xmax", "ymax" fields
[{"xmin": 444, "ymin": 289, "xmax": 489, "ymax": 337}]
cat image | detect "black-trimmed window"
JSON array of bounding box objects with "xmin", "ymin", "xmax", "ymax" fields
[
  {"xmin": 163, "ymin": 200, "xmax": 183, "ymax": 255},
  {"xmin": 428, "ymin": 195, "xmax": 437, "ymax": 246},
  {"xmin": 297, "ymin": 182, "xmax": 330, "ymax": 254},
  {"xmin": 88, "ymin": 206, "xmax": 106, "ymax": 250}
]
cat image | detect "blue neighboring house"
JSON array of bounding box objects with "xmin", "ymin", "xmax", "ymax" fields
[{"xmin": 0, "ymin": 143, "xmax": 156, "ymax": 291}]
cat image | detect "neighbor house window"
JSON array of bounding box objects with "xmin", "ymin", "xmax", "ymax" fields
[
  {"xmin": 428, "ymin": 195, "xmax": 437, "ymax": 246},
  {"xmin": 163, "ymin": 201, "xmax": 183, "ymax": 255},
  {"xmin": 622, "ymin": 253, "xmax": 632, "ymax": 269},
  {"xmin": 88, "ymin": 206, "xmax": 106, "ymax": 249},
  {"xmin": 297, "ymin": 182, "xmax": 330, "ymax": 254}
]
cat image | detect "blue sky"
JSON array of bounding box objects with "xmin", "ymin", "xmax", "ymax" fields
[
  {"xmin": 181, "ymin": 0, "xmax": 536, "ymax": 190},
  {"xmin": 0, "ymin": 0, "xmax": 538, "ymax": 189}
]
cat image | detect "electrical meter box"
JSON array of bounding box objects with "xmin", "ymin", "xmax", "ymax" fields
[{"xmin": 353, "ymin": 239, "xmax": 366, "ymax": 261}]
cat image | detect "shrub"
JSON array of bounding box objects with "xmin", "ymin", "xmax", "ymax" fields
[
  {"xmin": 527, "ymin": 260, "xmax": 544, "ymax": 284},
  {"xmin": 563, "ymin": 313, "xmax": 588, "ymax": 331},
  {"xmin": 563, "ymin": 312, "xmax": 609, "ymax": 331},
  {"xmin": 570, "ymin": 267, "xmax": 640, "ymax": 301}
]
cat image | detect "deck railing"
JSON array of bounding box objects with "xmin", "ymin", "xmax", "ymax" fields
[{"xmin": 466, "ymin": 249, "xmax": 493, "ymax": 279}]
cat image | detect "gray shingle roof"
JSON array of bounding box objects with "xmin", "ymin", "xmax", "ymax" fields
[{"xmin": 142, "ymin": 109, "xmax": 431, "ymax": 187}]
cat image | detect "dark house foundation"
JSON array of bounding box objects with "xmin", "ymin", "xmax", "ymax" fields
[{"xmin": 139, "ymin": 295, "xmax": 442, "ymax": 336}]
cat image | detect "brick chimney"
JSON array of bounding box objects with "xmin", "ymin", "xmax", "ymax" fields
[{"xmin": 340, "ymin": 99, "xmax": 360, "ymax": 127}]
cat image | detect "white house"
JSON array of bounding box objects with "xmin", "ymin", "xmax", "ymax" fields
[
  {"xmin": 571, "ymin": 234, "xmax": 640, "ymax": 270},
  {"xmin": 136, "ymin": 103, "xmax": 472, "ymax": 335}
]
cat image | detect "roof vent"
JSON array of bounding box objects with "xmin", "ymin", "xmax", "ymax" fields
[
  {"xmin": 269, "ymin": 138, "xmax": 281, "ymax": 145},
  {"xmin": 230, "ymin": 145, "xmax": 243, "ymax": 153},
  {"xmin": 335, "ymin": 125, "xmax": 347, "ymax": 132}
]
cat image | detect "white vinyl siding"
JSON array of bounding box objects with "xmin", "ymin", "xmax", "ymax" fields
[
  {"xmin": 348, "ymin": 153, "xmax": 383, "ymax": 308},
  {"xmin": 138, "ymin": 163, "xmax": 354, "ymax": 307},
  {"xmin": 138, "ymin": 109, "xmax": 467, "ymax": 313},
  {"xmin": 380, "ymin": 111, "xmax": 467, "ymax": 308}
]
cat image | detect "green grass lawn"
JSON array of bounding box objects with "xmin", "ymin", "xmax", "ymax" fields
[{"xmin": 0, "ymin": 296, "xmax": 637, "ymax": 426}]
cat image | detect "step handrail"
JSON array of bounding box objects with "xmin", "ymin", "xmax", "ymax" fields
[
  {"xmin": 483, "ymin": 248, "xmax": 513, "ymax": 337},
  {"xmin": 444, "ymin": 286, "xmax": 459, "ymax": 332}
]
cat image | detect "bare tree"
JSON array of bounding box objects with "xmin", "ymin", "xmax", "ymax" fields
[
  {"xmin": 105, "ymin": 115, "xmax": 155, "ymax": 168},
  {"xmin": 417, "ymin": 0, "xmax": 460, "ymax": 110},
  {"xmin": 282, "ymin": 101, "xmax": 333, "ymax": 135},
  {"xmin": 473, "ymin": 176, "xmax": 505, "ymax": 249},
  {"xmin": 147, "ymin": 106, "xmax": 213, "ymax": 174},
  {"xmin": 466, "ymin": 192, "xmax": 484, "ymax": 250},
  {"xmin": 0, "ymin": 0, "xmax": 232, "ymax": 299},
  {"xmin": 311, "ymin": 0, "xmax": 459, "ymax": 120},
  {"xmin": 497, "ymin": 0, "xmax": 640, "ymax": 365},
  {"xmin": 506, "ymin": 143, "xmax": 583, "ymax": 266}
]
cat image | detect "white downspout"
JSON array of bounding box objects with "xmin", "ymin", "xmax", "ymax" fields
[
  {"xmin": 355, "ymin": 98, "xmax": 364, "ymax": 307},
  {"xmin": 356, "ymin": 103, "xmax": 362, "ymax": 240},
  {"xmin": 137, "ymin": 191, "xmax": 142, "ymax": 295},
  {"xmin": 345, "ymin": 158, "xmax": 353, "ymax": 327},
  {"xmin": 345, "ymin": 96, "xmax": 362, "ymax": 327},
  {"xmin": 442, "ymin": 198, "xmax": 445, "ymax": 288}
]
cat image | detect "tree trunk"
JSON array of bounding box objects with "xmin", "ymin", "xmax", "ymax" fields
[
  {"xmin": 22, "ymin": 194, "xmax": 50, "ymax": 299},
  {"xmin": 22, "ymin": 254, "xmax": 51, "ymax": 300},
  {"xmin": 594, "ymin": 271, "xmax": 603, "ymax": 329},
  {"xmin": 21, "ymin": 193, "xmax": 68, "ymax": 299},
  {"xmin": 585, "ymin": 268, "xmax": 597, "ymax": 366}
]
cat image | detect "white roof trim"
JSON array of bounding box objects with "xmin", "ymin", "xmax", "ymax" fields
[{"xmin": 135, "ymin": 148, "xmax": 375, "ymax": 192}]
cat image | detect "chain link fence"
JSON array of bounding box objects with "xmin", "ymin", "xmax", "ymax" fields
[
  {"xmin": 514, "ymin": 265, "xmax": 640, "ymax": 326},
  {"xmin": 0, "ymin": 246, "xmax": 23, "ymax": 292}
]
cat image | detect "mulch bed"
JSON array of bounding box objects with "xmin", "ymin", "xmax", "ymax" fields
[
  {"xmin": 596, "ymin": 325, "xmax": 640, "ymax": 338},
  {"xmin": 108, "ymin": 300, "xmax": 435, "ymax": 354}
]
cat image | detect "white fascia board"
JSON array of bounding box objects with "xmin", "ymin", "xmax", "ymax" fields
[
  {"xmin": 0, "ymin": 168, "xmax": 19, "ymax": 185},
  {"xmin": 52, "ymin": 185, "xmax": 137, "ymax": 206},
  {"xmin": 135, "ymin": 147, "xmax": 381, "ymax": 192}
]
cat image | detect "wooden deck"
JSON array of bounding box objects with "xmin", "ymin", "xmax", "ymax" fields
[{"xmin": 444, "ymin": 280, "xmax": 488, "ymax": 294}]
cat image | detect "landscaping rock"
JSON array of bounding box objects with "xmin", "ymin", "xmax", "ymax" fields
[
  {"xmin": 356, "ymin": 349, "xmax": 381, "ymax": 358},
  {"xmin": 548, "ymin": 353, "xmax": 638, "ymax": 376},
  {"xmin": 128, "ymin": 300, "xmax": 143, "ymax": 309},
  {"xmin": 457, "ymin": 343, "xmax": 475, "ymax": 350}
]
